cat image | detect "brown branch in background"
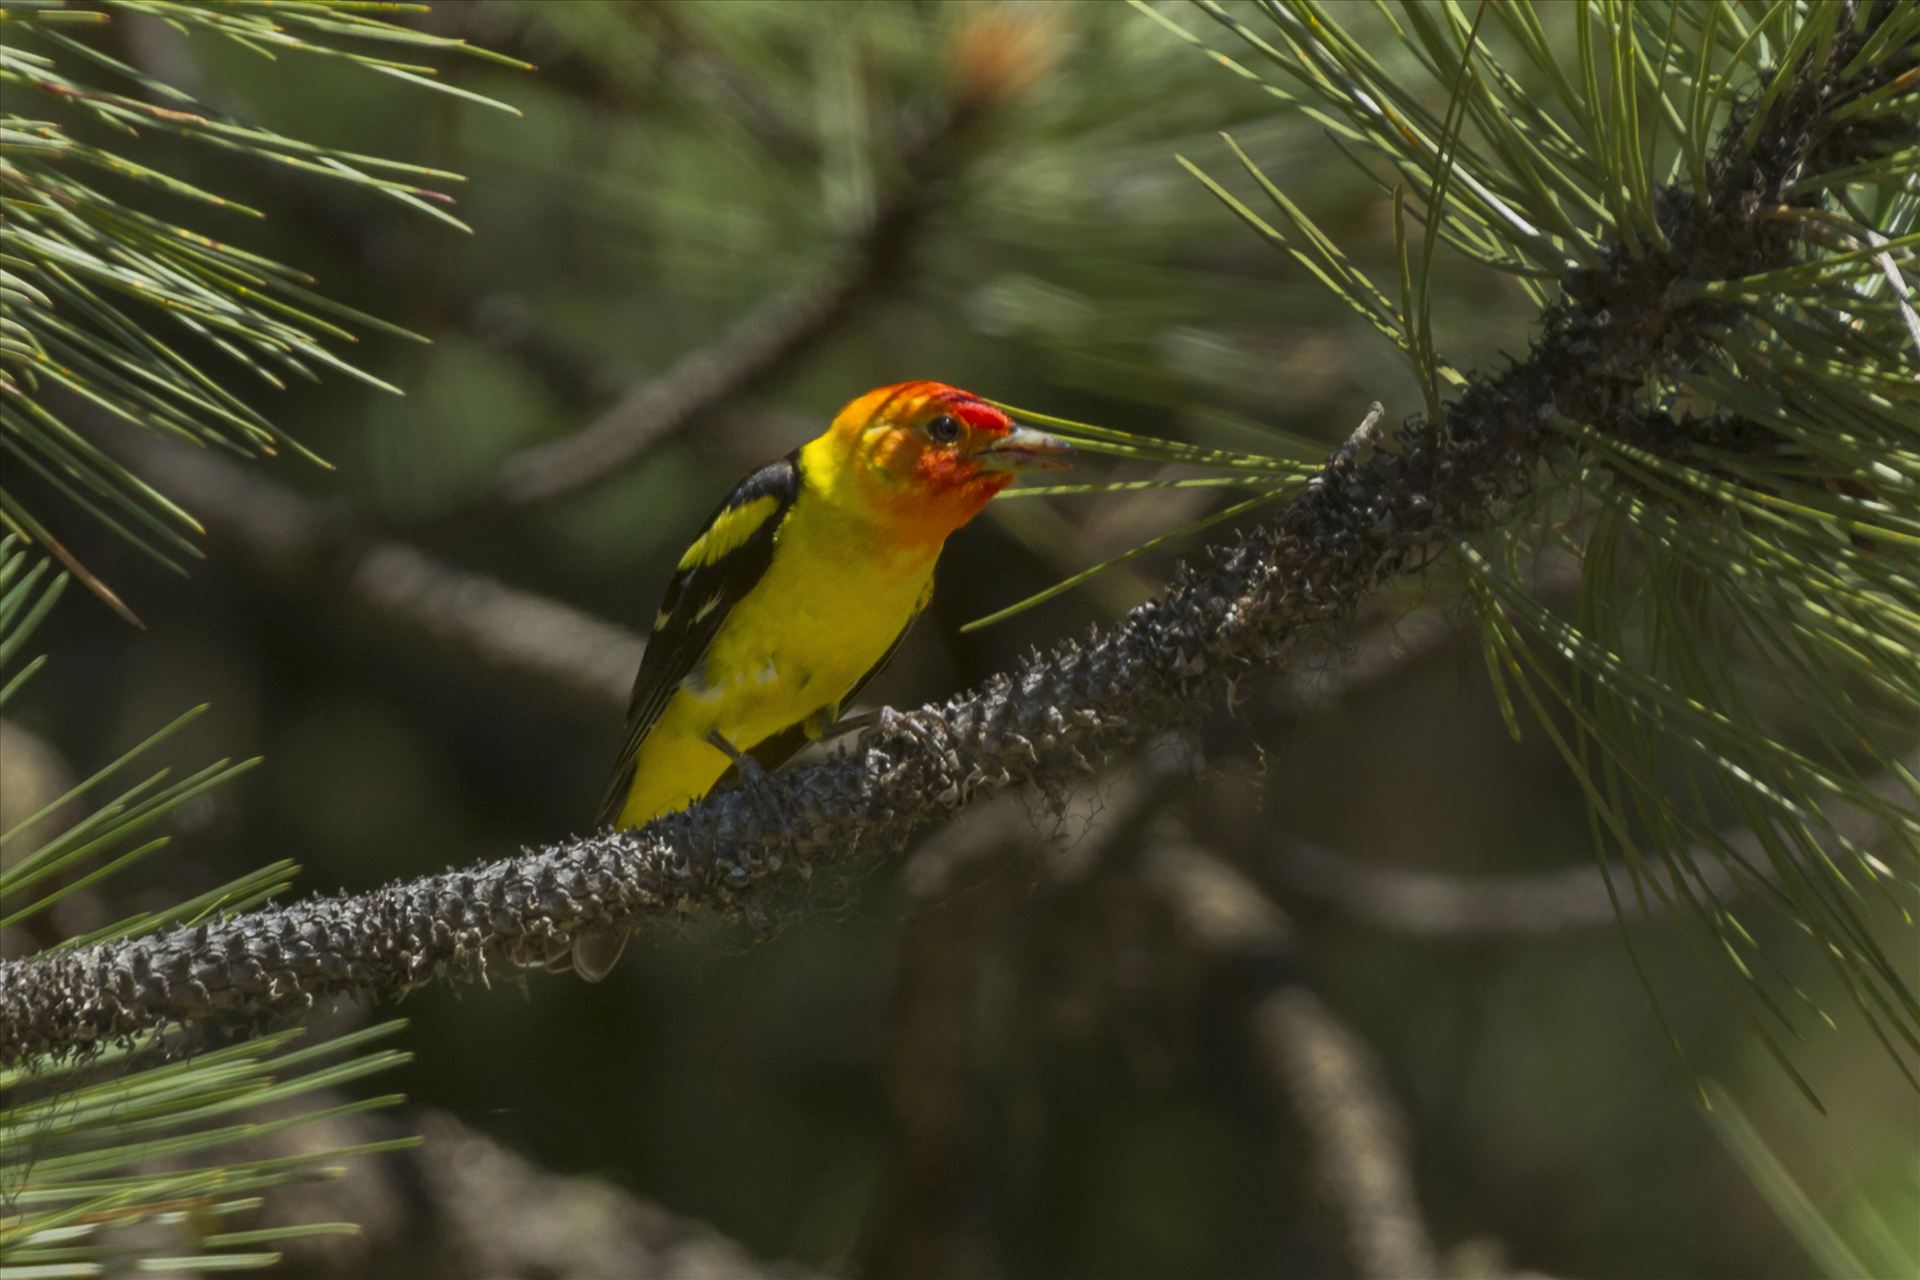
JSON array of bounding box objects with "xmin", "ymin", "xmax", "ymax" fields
[
  {"xmin": 1139, "ymin": 843, "xmax": 1439, "ymax": 1280},
  {"xmin": 1241, "ymin": 755, "xmax": 1916, "ymax": 943},
  {"xmin": 871, "ymin": 759, "xmax": 1446, "ymax": 1279},
  {"xmin": 227, "ymin": 1100, "xmax": 816, "ymax": 1279},
  {"xmin": 1268, "ymin": 837, "xmax": 1712, "ymax": 940},
  {"xmin": 482, "ymin": 267, "xmax": 882, "ymax": 508},
  {"xmin": 967, "ymin": 771, "xmax": 1442, "ymax": 1280},
  {"xmin": 465, "ymin": 7, "xmax": 1061, "ymax": 514},
  {"xmin": 116, "ymin": 433, "xmax": 641, "ymax": 713},
  {"xmin": 472, "ymin": 98, "xmax": 987, "ymax": 515},
  {"xmin": 857, "ymin": 758, "xmax": 1189, "ymax": 1279},
  {"xmin": 856, "ymin": 819, "xmax": 1031, "ymax": 1280}
]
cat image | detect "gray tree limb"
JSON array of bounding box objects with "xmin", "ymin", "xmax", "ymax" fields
[
  {"xmin": 1258, "ymin": 752, "xmax": 1914, "ymax": 943},
  {"xmin": 0, "ymin": 23, "xmax": 1902, "ymax": 1067},
  {"xmin": 1140, "ymin": 843, "xmax": 1440, "ymax": 1280},
  {"xmin": 108, "ymin": 429, "xmax": 644, "ymax": 714},
  {"xmin": 262, "ymin": 1107, "xmax": 817, "ymax": 1280}
]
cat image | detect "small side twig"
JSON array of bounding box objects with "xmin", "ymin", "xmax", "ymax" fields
[{"xmin": 1328, "ymin": 400, "xmax": 1388, "ymax": 474}]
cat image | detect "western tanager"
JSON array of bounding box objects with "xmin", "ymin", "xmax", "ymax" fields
[{"xmin": 562, "ymin": 381, "xmax": 1071, "ymax": 980}]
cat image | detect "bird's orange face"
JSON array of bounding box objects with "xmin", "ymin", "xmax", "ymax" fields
[{"xmin": 826, "ymin": 381, "xmax": 1072, "ymax": 540}]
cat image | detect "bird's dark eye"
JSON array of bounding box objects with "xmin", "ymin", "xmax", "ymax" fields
[{"xmin": 924, "ymin": 414, "xmax": 963, "ymax": 444}]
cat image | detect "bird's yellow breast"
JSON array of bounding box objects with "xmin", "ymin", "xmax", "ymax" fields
[{"xmin": 615, "ymin": 485, "xmax": 938, "ymax": 827}]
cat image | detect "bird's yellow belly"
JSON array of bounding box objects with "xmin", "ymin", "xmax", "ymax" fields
[{"xmin": 616, "ymin": 529, "xmax": 934, "ymax": 828}]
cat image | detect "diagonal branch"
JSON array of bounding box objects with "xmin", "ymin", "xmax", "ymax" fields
[
  {"xmin": 0, "ymin": 25, "xmax": 1901, "ymax": 1067},
  {"xmin": 107, "ymin": 430, "xmax": 643, "ymax": 713},
  {"xmin": 472, "ymin": 103, "xmax": 982, "ymax": 515}
]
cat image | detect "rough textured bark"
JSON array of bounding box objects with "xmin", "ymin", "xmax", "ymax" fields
[{"xmin": 0, "ymin": 25, "xmax": 1905, "ymax": 1067}]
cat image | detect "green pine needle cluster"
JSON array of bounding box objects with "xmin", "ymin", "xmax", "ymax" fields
[
  {"xmin": 0, "ymin": 9, "xmax": 511, "ymax": 1269},
  {"xmin": 1, "ymin": 1021, "xmax": 413, "ymax": 1277},
  {"xmin": 1, "ymin": 536, "xmax": 414, "ymax": 1274},
  {"xmin": 973, "ymin": 399, "xmax": 1321, "ymax": 630},
  {"xmin": 1708, "ymin": 1081, "xmax": 1920, "ymax": 1280},
  {"xmin": 1158, "ymin": 0, "xmax": 1918, "ymax": 1094},
  {"xmin": 0, "ymin": 0, "xmax": 522, "ymax": 615}
]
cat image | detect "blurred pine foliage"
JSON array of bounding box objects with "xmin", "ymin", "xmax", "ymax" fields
[
  {"xmin": 2, "ymin": 536, "xmax": 415, "ymax": 1272},
  {"xmin": 0, "ymin": 0, "xmax": 521, "ymax": 614},
  {"xmin": 2, "ymin": 3, "xmax": 511, "ymax": 1270},
  {"xmin": 1157, "ymin": 0, "xmax": 1918, "ymax": 1103}
]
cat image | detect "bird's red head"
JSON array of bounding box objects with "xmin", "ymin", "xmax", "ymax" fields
[{"xmin": 809, "ymin": 381, "xmax": 1072, "ymax": 543}]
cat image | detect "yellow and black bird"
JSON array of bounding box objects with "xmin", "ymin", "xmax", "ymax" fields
[{"xmin": 564, "ymin": 381, "xmax": 1071, "ymax": 979}]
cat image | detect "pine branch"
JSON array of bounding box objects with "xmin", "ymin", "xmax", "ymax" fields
[{"xmin": 0, "ymin": 10, "xmax": 1907, "ymax": 1068}]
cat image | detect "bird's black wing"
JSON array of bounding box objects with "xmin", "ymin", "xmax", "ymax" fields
[{"xmin": 597, "ymin": 453, "xmax": 800, "ymax": 826}]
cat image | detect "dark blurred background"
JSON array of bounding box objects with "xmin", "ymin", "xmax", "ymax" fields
[{"xmin": 9, "ymin": 2, "xmax": 1915, "ymax": 1277}]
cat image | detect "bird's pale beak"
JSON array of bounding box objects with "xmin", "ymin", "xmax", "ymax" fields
[{"xmin": 973, "ymin": 423, "xmax": 1074, "ymax": 473}]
